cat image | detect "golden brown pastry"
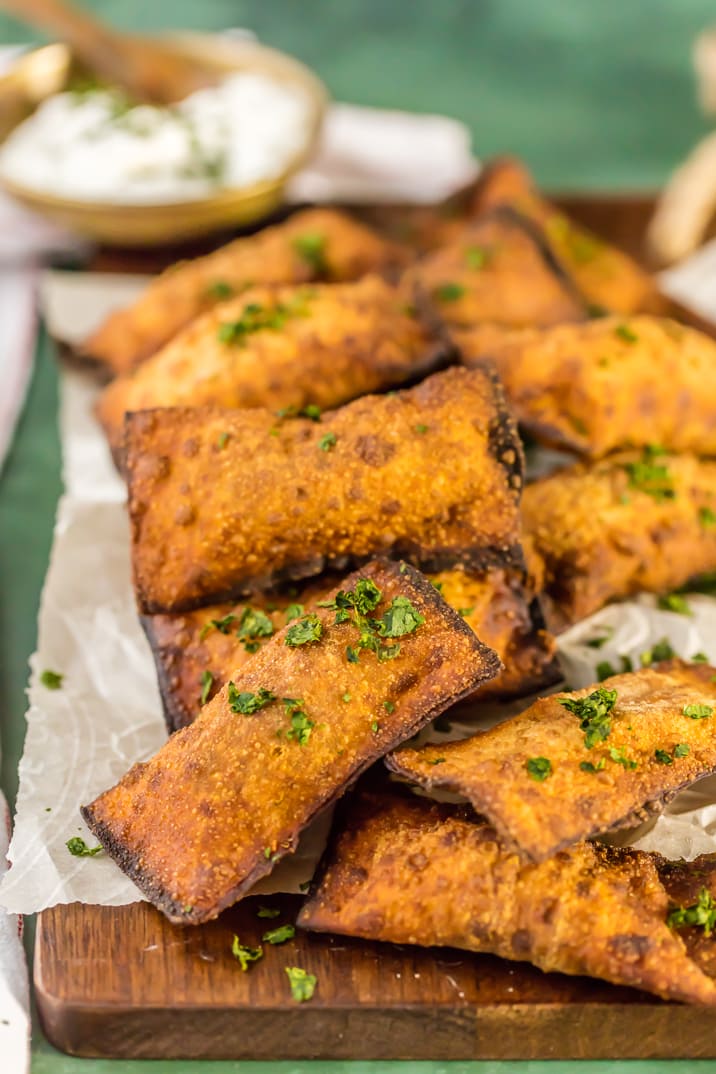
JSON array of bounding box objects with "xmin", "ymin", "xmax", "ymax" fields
[
  {"xmin": 96, "ymin": 275, "xmax": 450, "ymax": 459},
  {"xmin": 400, "ymin": 206, "xmax": 588, "ymax": 332},
  {"xmin": 298, "ymin": 784, "xmax": 716, "ymax": 1006},
  {"xmin": 142, "ymin": 563, "xmax": 557, "ymax": 731},
  {"xmin": 126, "ymin": 366, "xmax": 525, "ymax": 613},
  {"xmin": 470, "ymin": 156, "xmax": 662, "ymax": 315},
  {"xmin": 388, "ymin": 660, "xmax": 716, "ymax": 862},
  {"xmin": 521, "ymin": 451, "xmax": 716, "ymax": 630},
  {"xmin": 81, "ymin": 208, "xmax": 408, "ymax": 375},
  {"xmin": 81, "ymin": 560, "xmax": 501, "ymax": 924},
  {"xmin": 457, "ymin": 316, "xmax": 716, "ymax": 458}
]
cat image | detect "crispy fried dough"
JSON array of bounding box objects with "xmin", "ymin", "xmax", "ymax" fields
[
  {"xmin": 458, "ymin": 316, "xmax": 716, "ymax": 458},
  {"xmin": 400, "ymin": 207, "xmax": 588, "ymax": 331},
  {"xmin": 388, "ymin": 661, "xmax": 716, "ymax": 863},
  {"xmin": 97, "ymin": 275, "xmax": 451, "ymax": 459},
  {"xmin": 470, "ymin": 157, "xmax": 661, "ymax": 315},
  {"xmin": 81, "ymin": 560, "xmax": 500, "ymax": 924},
  {"xmin": 127, "ymin": 366, "xmax": 525, "ymax": 613},
  {"xmin": 298, "ymin": 785, "xmax": 716, "ymax": 1005},
  {"xmin": 521, "ymin": 452, "xmax": 716, "ymax": 630},
  {"xmin": 142, "ymin": 563, "xmax": 557, "ymax": 732},
  {"xmin": 81, "ymin": 209, "xmax": 408, "ymax": 376}
]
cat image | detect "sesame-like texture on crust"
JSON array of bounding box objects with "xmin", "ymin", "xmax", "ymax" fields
[
  {"xmin": 521, "ymin": 452, "xmax": 716, "ymax": 631},
  {"xmin": 400, "ymin": 206, "xmax": 588, "ymax": 332},
  {"xmin": 81, "ymin": 560, "xmax": 501, "ymax": 925},
  {"xmin": 142, "ymin": 563, "xmax": 558, "ymax": 732},
  {"xmin": 80, "ymin": 208, "xmax": 409, "ymax": 376},
  {"xmin": 298, "ymin": 785, "xmax": 716, "ymax": 1006},
  {"xmin": 657, "ymin": 853, "xmax": 716, "ymax": 981},
  {"xmin": 469, "ymin": 157, "xmax": 662, "ymax": 315},
  {"xmin": 96, "ymin": 275, "xmax": 451, "ymax": 459},
  {"xmin": 387, "ymin": 661, "xmax": 716, "ymax": 863},
  {"xmin": 126, "ymin": 365, "xmax": 525, "ymax": 613},
  {"xmin": 457, "ymin": 315, "xmax": 716, "ymax": 458}
]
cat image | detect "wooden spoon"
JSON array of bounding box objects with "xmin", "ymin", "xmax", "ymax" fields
[{"xmin": 0, "ymin": 0, "xmax": 217, "ymax": 103}]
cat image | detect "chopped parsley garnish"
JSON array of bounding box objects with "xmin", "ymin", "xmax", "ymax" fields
[
  {"xmin": 199, "ymin": 669, "xmax": 213, "ymax": 705},
  {"xmin": 683, "ymin": 703, "xmax": 713, "ymax": 720},
  {"xmin": 40, "ymin": 669, "xmax": 63, "ymax": 690},
  {"xmin": 458, "ymin": 606, "xmax": 475, "ymax": 618},
  {"xmin": 207, "ymin": 281, "xmax": 233, "ymax": 300},
  {"xmin": 640, "ymin": 638, "xmax": 675, "ymax": 667},
  {"xmin": 526, "ymin": 756, "xmax": 552, "ymax": 781},
  {"xmin": 415, "ymin": 424, "xmax": 429, "ymax": 434},
  {"xmin": 657, "ymin": 593, "xmax": 691, "ymax": 616},
  {"xmin": 585, "ymin": 627, "xmax": 614, "ymax": 649},
  {"xmin": 384, "ymin": 700, "xmax": 395, "ymax": 713},
  {"xmin": 427, "ymin": 757, "xmax": 446, "ymax": 766},
  {"xmin": 284, "ymin": 603, "xmax": 305, "ymax": 622},
  {"xmin": 231, "ymin": 936, "xmax": 264, "ymax": 971},
  {"xmin": 283, "ymin": 698, "xmax": 315, "ymax": 745},
  {"xmin": 700, "ymin": 506, "xmax": 716, "ymax": 529},
  {"xmin": 227, "ymin": 684, "xmax": 276, "ymax": 715},
  {"xmin": 596, "ymin": 660, "xmax": 615, "ymax": 682},
  {"xmin": 318, "ymin": 432, "xmax": 337, "ymax": 452},
  {"xmin": 615, "ymin": 323, "xmax": 638, "ymax": 343},
  {"xmin": 667, "ymin": 887, "xmax": 716, "ymax": 935},
  {"xmin": 285, "ymin": 614, "xmax": 323, "ymax": 647},
  {"xmin": 217, "ymin": 431, "xmax": 230, "ymax": 450},
  {"xmin": 342, "ymin": 691, "xmax": 351, "ymax": 702},
  {"xmin": 66, "ymin": 837, "xmax": 102, "ymax": 857},
  {"xmin": 263, "ymin": 924, "xmax": 296, "ymax": 945},
  {"xmin": 218, "ymin": 300, "xmax": 300, "ymax": 345},
  {"xmin": 319, "ymin": 579, "xmax": 382, "ymax": 619},
  {"xmin": 693, "ymin": 652, "xmax": 709, "ymax": 664},
  {"xmin": 276, "ymin": 403, "xmax": 322, "ymax": 422},
  {"xmin": 237, "ymin": 607, "xmax": 275, "ymax": 650},
  {"xmin": 434, "ymin": 282, "xmax": 465, "ymax": 302},
  {"xmin": 293, "ymin": 232, "xmax": 327, "ymax": 273},
  {"xmin": 257, "ymin": 906, "xmax": 280, "ymax": 919},
  {"xmin": 624, "ymin": 446, "xmax": 674, "ymax": 503},
  {"xmin": 620, "ymin": 655, "xmax": 634, "ymax": 673},
  {"xmin": 374, "ymin": 595, "xmax": 425, "ymax": 638},
  {"xmin": 608, "ymin": 745, "xmax": 637, "ymax": 770},
  {"xmin": 264, "ymin": 846, "xmax": 273, "ymax": 859},
  {"xmin": 559, "ymin": 686, "xmax": 618, "ymax": 749},
  {"xmin": 465, "ymin": 245, "xmax": 489, "ymax": 269},
  {"xmin": 320, "ymin": 579, "xmax": 421, "ymax": 664},
  {"xmin": 655, "ymin": 749, "xmax": 673, "ymax": 765},
  {"xmin": 580, "ymin": 758, "xmax": 606, "ymax": 774},
  {"xmin": 285, "ymin": 966, "xmax": 317, "ymax": 1002},
  {"xmin": 200, "ymin": 611, "xmax": 237, "ymax": 640},
  {"xmin": 674, "ymin": 743, "xmax": 691, "ymax": 757}
]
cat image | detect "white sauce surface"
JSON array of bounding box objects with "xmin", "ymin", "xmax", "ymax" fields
[{"xmin": 0, "ymin": 72, "xmax": 313, "ymax": 204}]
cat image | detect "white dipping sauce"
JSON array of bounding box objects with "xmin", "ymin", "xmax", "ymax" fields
[{"xmin": 0, "ymin": 72, "xmax": 313, "ymax": 203}]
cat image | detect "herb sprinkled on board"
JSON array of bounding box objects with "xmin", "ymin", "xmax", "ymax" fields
[
  {"xmin": 40, "ymin": 669, "xmax": 63, "ymax": 690},
  {"xmin": 263, "ymin": 924, "xmax": 295, "ymax": 945},
  {"xmin": 285, "ymin": 966, "xmax": 317, "ymax": 1002},
  {"xmin": 231, "ymin": 936, "xmax": 263, "ymax": 971}
]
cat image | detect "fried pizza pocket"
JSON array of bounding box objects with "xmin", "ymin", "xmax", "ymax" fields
[
  {"xmin": 81, "ymin": 208, "xmax": 408, "ymax": 375},
  {"xmin": 388, "ymin": 661, "xmax": 716, "ymax": 862},
  {"xmin": 97, "ymin": 275, "xmax": 450, "ymax": 458},
  {"xmin": 298, "ymin": 785, "xmax": 716, "ymax": 1006},
  {"xmin": 82, "ymin": 560, "xmax": 500, "ymax": 924},
  {"xmin": 127, "ymin": 366, "xmax": 525, "ymax": 613},
  {"xmin": 142, "ymin": 563, "xmax": 557, "ymax": 732},
  {"xmin": 521, "ymin": 452, "xmax": 716, "ymax": 630},
  {"xmin": 458, "ymin": 316, "xmax": 716, "ymax": 458}
]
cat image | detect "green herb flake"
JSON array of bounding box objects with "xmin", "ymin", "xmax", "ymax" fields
[
  {"xmin": 374, "ymin": 595, "xmax": 425, "ymax": 639},
  {"xmin": 285, "ymin": 966, "xmax": 317, "ymax": 1002},
  {"xmin": 284, "ymin": 698, "xmax": 315, "ymax": 745},
  {"xmin": 526, "ymin": 756, "xmax": 553, "ymax": 781},
  {"xmin": 580, "ymin": 758, "xmax": 606, "ymax": 774},
  {"xmin": 293, "ymin": 232, "xmax": 327, "ymax": 273},
  {"xmin": 667, "ymin": 887, "xmax": 716, "ymax": 935},
  {"xmin": 640, "ymin": 638, "xmax": 675, "ymax": 667},
  {"xmin": 216, "ymin": 431, "xmax": 230, "ymax": 450},
  {"xmin": 434, "ymin": 282, "xmax": 465, "ymax": 302},
  {"xmin": 284, "ymin": 603, "xmax": 305, "ymax": 623},
  {"xmin": 608, "ymin": 745, "xmax": 637, "ymax": 770},
  {"xmin": 596, "ymin": 660, "xmax": 616, "ymax": 682},
  {"xmin": 237, "ymin": 607, "xmax": 275, "ymax": 648},
  {"xmin": 257, "ymin": 906, "xmax": 280, "ymax": 918},
  {"xmin": 620, "ymin": 655, "xmax": 634, "ymax": 673},
  {"xmin": 415, "ymin": 424, "xmax": 429, "ymax": 434},
  {"xmin": 346, "ymin": 646, "xmax": 359, "ymax": 663},
  {"xmin": 231, "ymin": 936, "xmax": 264, "ymax": 971},
  {"xmin": 285, "ymin": 614, "xmax": 323, "ymax": 647},
  {"xmin": 692, "ymin": 653, "xmax": 709, "ymax": 664},
  {"xmin": 384, "ymin": 700, "xmax": 395, "ymax": 714},
  {"xmin": 40, "ymin": 669, "xmax": 63, "ymax": 690},
  {"xmin": 657, "ymin": 593, "xmax": 692, "ymax": 616},
  {"xmin": 264, "ymin": 846, "xmax": 273, "ymax": 859},
  {"xmin": 342, "ymin": 691, "xmax": 351, "ymax": 703},
  {"xmin": 263, "ymin": 924, "xmax": 296, "ymax": 945},
  {"xmin": 200, "ymin": 612, "xmax": 237, "ymax": 640},
  {"xmin": 655, "ymin": 749, "xmax": 673, "ymax": 765},
  {"xmin": 207, "ymin": 280, "xmax": 233, "ymax": 300},
  {"xmin": 199, "ymin": 669, "xmax": 213, "ymax": 705},
  {"xmin": 624, "ymin": 447, "xmax": 674, "ymax": 503},
  {"xmin": 457, "ymin": 606, "xmax": 475, "ymax": 618},
  {"xmin": 318, "ymin": 432, "xmax": 337, "ymax": 452},
  {"xmin": 683, "ymin": 703, "xmax": 713, "ymax": 720},
  {"xmin": 674, "ymin": 743, "xmax": 691, "ymax": 757},
  {"xmin": 700, "ymin": 506, "xmax": 716, "ymax": 529},
  {"xmin": 559, "ymin": 686, "xmax": 618, "ymax": 749},
  {"xmin": 66, "ymin": 837, "xmax": 102, "ymax": 857},
  {"xmin": 371, "ymin": 721, "xmax": 379, "ymax": 732},
  {"xmin": 615, "ymin": 323, "xmax": 638, "ymax": 343},
  {"xmin": 428, "ymin": 757, "xmax": 447, "ymax": 765},
  {"xmin": 227, "ymin": 684, "xmax": 276, "ymax": 715},
  {"xmin": 585, "ymin": 627, "xmax": 614, "ymax": 649},
  {"xmin": 465, "ymin": 245, "xmax": 489, "ymax": 269}
]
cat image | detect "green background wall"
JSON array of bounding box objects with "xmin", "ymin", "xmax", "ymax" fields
[{"xmin": 0, "ymin": 0, "xmax": 715, "ymax": 189}]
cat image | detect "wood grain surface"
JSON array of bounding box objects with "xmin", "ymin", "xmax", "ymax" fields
[{"xmin": 35, "ymin": 194, "xmax": 716, "ymax": 1060}]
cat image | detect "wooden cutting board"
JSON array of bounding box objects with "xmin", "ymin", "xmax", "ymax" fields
[
  {"xmin": 34, "ymin": 895, "xmax": 716, "ymax": 1060},
  {"xmin": 33, "ymin": 193, "xmax": 716, "ymax": 1060}
]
